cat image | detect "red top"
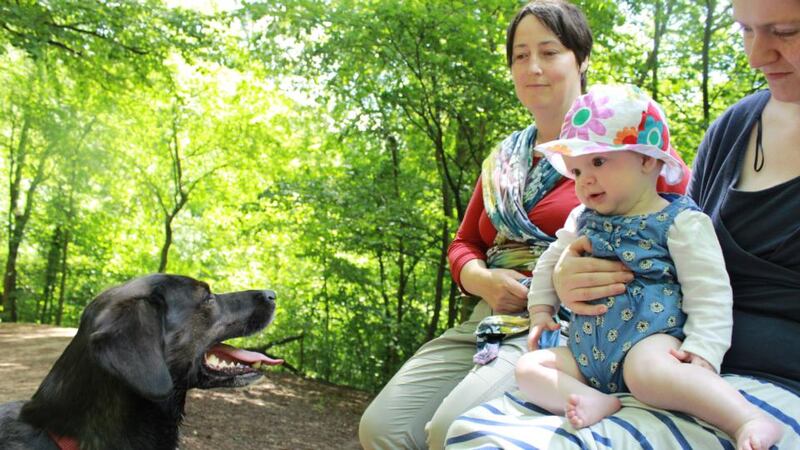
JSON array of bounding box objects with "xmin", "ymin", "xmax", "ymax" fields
[{"xmin": 448, "ymin": 155, "xmax": 691, "ymax": 291}]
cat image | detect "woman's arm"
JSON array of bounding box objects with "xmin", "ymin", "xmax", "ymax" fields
[
  {"xmin": 458, "ymin": 260, "xmax": 528, "ymax": 313},
  {"xmin": 448, "ymin": 177, "xmax": 492, "ymax": 288},
  {"xmin": 551, "ymin": 238, "xmax": 632, "ymax": 315},
  {"xmin": 448, "ymin": 177, "xmax": 528, "ymax": 313}
]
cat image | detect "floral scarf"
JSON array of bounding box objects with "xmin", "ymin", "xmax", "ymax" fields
[
  {"xmin": 482, "ymin": 124, "xmax": 562, "ymax": 272},
  {"xmin": 474, "ymin": 125, "xmax": 563, "ymax": 365}
]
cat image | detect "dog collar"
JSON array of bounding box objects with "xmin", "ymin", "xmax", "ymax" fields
[{"xmin": 48, "ymin": 431, "xmax": 79, "ymax": 450}]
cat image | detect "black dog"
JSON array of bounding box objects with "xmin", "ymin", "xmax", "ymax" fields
[{"xmin": 0, "ymin": 274, "xmax": 281, "ymax": 450}]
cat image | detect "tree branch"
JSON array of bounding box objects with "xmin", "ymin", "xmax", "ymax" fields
[{"xmin": 46, "ymin": 20, "xmax": 147, "ymax": 55}]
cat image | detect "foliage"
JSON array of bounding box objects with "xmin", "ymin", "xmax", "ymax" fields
[{"xmin": 0, "ymin": 0, "xmax": 754, "ymax": 391}]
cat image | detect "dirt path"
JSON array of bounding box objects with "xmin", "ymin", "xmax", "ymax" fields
[{"xmin": 0, "ymin": 323, "xmax": 370, "ymax": 450}]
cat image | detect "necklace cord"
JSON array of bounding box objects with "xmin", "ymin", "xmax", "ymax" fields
[{"xmin": 754, "ymin": 114, "xmax": 765, "ymax": 172}]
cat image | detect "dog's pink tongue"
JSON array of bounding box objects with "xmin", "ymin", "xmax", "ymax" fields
[{"xmin": 210, "ymin": 343, "xmax": 283, "ymax": 365}]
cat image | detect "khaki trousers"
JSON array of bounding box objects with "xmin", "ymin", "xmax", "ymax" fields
[{"xmin": 359, "ymin": 301, "xmax": 528, "ymax": 450}]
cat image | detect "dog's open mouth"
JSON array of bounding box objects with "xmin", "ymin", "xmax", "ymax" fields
[
  {"xmin": 200, "ymin": 343, "xmax": 283, "ymax": 385},
  {"xmin": 205, "ymin": 343, "xmax": 283, "ymax": 373}
]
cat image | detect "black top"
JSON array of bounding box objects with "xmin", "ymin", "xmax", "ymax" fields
[
  {"xmin": 722, "ymin": 178, "xmax": 800, "ymax": 273},
  {"xmin": 689, "ymin": 90, "xmax": 800, "ymax": 394}
]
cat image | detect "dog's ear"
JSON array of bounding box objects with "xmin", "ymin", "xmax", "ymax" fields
[{"xmin": 88, "ymin": 294, "xmax": 173, "ymax": 400}]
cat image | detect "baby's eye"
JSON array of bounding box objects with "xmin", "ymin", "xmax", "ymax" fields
[
  {"xmin": 571, "ymin": 168, "xmax": 581, "ymax": 177},
  {"xmin": 592, "ymin": 157, "xmax": 606, "ymax": 167}
]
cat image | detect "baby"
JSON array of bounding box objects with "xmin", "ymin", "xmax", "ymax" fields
[{"xmin": 515, "ymin": 84, "xmax": 783, "ymax": 450}]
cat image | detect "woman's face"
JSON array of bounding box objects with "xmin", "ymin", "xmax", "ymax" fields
[
  {"xmin": 510, "ymin": 15, "xmax": 584, "ymax": 117},
  {"xmin": 734, "ymin": 0, "xmax": 800, "ymax": 103}
]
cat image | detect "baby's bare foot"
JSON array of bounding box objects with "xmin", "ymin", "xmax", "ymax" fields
[
  {"xmin": 565, "ymin": 394, "xmax": 621, "ymax": 429},
  {"xmin": 735, "ymin": 415, "xmax": 783, "ymax": 450}
]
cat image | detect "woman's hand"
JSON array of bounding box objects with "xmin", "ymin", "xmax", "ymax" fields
[
  {"xmin": 459, "ymin": 260, "xmax": 528, "ymax": 314},
  {"xmin": 553, "ymin": 236, "xmax": 633, "ymax": 315},
  {"xmin": 527, "ymin": 309, "xmax": 560, "ymax": 351},
  {"xmin": 669, "ymin": 348, "xmax": 715, "ymax": 372}
]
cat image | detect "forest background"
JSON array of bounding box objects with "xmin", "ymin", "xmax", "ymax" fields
[{"xmin": 0, "ymin": 0, "xmax": 761, "ymax": 393}]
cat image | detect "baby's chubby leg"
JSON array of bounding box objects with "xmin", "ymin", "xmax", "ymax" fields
[
  {"xmin": 515, "ymin": 347, "xmax": 620, "ymax": 428},
  {"xmin": 623, "ymin": 334, "xmax": 783, "ymax": 450}
]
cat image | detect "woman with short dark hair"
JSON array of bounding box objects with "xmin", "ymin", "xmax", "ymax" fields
[{"xmin": 358, "ymin": 2, "xmax": 689, "ymax": 448}]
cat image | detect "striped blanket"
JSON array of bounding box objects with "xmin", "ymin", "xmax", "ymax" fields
[{"xmin": 446, "ymin": 374, "xmax": 799, "ymax": 449}]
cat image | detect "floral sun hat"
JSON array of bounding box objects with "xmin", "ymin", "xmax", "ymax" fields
[{"xmin": 535, "ymin": 84, "xmax": 684, "ymax": 185}]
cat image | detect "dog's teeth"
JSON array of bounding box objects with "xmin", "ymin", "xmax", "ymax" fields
[
  {"xmin": 205, "ymin": 353, "xmax": 251, "ymax": 371},
  {"xmin": 252, "ymin": 361, "xmax": 262, "ymax": 369}
]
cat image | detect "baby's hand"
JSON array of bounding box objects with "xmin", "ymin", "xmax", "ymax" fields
[
  {"xmin": 669, "ymin": 348, "xmax": 714, "ymax": 372},
  {"xmin": 527, "ymin": 311, "xmax": 559, "ymax": 351}
]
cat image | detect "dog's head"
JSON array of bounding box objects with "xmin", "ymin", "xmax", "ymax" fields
[{"xmin": 83, "ymin": 274, "xmax": 281, "ymax": 401}]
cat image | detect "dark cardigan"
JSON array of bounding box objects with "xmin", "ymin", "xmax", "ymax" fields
[{"xmin": 688, "ymin": 90, "xmax": 800, "ymax": 394}]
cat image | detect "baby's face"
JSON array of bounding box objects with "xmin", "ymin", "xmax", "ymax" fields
[{"xmin": 563, "ymin": 151, "xmax": 654, "ymax": 216}]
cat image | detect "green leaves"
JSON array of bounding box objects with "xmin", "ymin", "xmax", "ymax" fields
[
  {"xmin": 0, "ymin": 0, "xmax": 215, "ymax": 86},
  {"xmin": 0, "ymin": 0, "xmax": 758, "ymax": 390}
]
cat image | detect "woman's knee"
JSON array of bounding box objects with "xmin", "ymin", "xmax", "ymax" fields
[
  {"xmin": 358, "ymin": 402, "xmax": 382, "ymax": 449},
  {"xmin": 359, "ymin": 401, "xmax": 404, "ymax": 449},
  {"xmin": 426, "ymin": 404, "xmax": 464, "ymax": 450},
  {"xmin": 359, "ymin": 395, "xmax": 427, "ymax": 449}
]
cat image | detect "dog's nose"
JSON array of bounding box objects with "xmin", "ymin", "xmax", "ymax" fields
[{"xmin": 263, "ymin": 290, "xmax": 276, "ymax": 302}]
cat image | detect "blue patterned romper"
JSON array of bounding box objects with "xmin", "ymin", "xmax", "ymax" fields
[{"xmin": 569, "ymin": 194, "xmax": 701, "ymax": 394}]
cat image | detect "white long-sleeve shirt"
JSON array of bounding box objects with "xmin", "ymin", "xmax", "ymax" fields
[{"xmin": 528, "ymin": 205, "xmax": 733, "ymax": 373}]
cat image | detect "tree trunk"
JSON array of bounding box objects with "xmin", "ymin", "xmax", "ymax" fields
[
  {"xmin": 3, "ymin": 242, "xmax": 21, "ymax": 322},
  {"xmin": 637, "ymin": 0, "xmax": 674, "ymax": 99},
  {"xmin": 322, "ymin": 244, "xmax": 332, "ymax": 381},
  {"xmin": 3, "ymin": 115, "xmax": 48, "ymax": 322},
  {"xmin": 388, "ymin": 135, "xmax": 408, "ymax": 337},
  {"xmin": 55, "ymin": 157, "xmax": 79, "ymax": 326},
  {"xmin": 651, "ymin": 0, "xmax": 661, "ymax": 100},
  {"xmin": 156, "ymin": 107, "xmax": 192, "ymax": 273},
  {"xmin": 701, "ymin": 0, "xmax": 716, "ymax": 129},
  {"xmin": 2, "ymin": 117, "xmax": 30, "ymax": 323},
  {"xmin": 158, "ymin": 215, "xmax": 174, "ymax": 273},
  {"xmin": 430, "ymin": 128, "xmax": 461, "ymax": 329},
  {"xmin": 55, "ymin": 227, "xmax": 70, "ymax": 326},
  {"xmin": 427, "ymin": 219, "xmax": 448, "ymax": 341},
  {"xmin": 39, "ymin": 226, "xmax": 63, "ymax": 323}
]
